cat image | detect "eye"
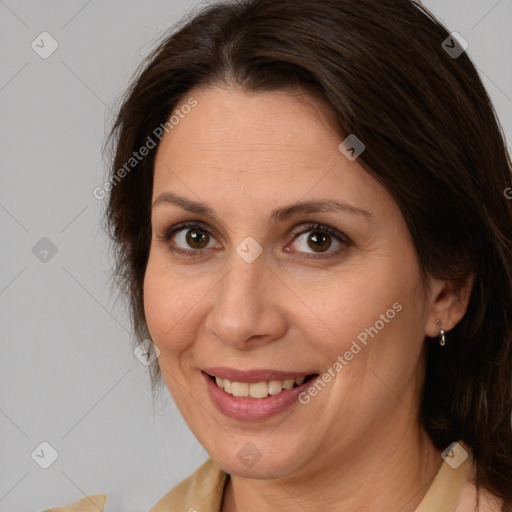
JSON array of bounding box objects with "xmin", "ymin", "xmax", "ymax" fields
[
  {"xmin": 156, "ymin": 221, "xmax": 351, "ymax": 259},
  {"xmin": 156, "ymin": 222, "xmax": 221, "ymax": 256},
  {"xmin": 287, "ymin": 223, "xmax": 351, "ymax": 259}
]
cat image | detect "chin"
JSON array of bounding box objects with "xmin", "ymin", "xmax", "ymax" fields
[{"xmin": 206, "ymin": 437, "xmax": 308, "ymax": 480}]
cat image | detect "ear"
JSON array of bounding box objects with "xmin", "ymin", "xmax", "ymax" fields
[{"xmin": 424, "ymin": 274, "xmax": 475, "ymax": 337}]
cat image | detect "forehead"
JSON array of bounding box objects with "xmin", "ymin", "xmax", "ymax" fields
[
  {"xmin": 156, "ymin": 86, "xmax": 338, "ymax": 161},
  {"xmin": 152, "ymin": 86, "xmax": 390, "ymax": 217}
]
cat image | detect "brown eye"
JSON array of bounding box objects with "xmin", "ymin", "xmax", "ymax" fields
[
  {"xmin": 288, "ymin": 223, "xmax": 351, "ymax": 259},
  {"xmin": 185, "ymin": 227, "xmax": 210, "ymax": 249},
  {"xmin": 307, "ymin": 231, "xmax": 332, "ymax": 252},
  {"xmin": 158, "ymin": 222, "xmax": 220, "ymax": 254}
]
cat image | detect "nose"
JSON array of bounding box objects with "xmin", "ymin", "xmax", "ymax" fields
[{"xmin": 204, "ymin": 252, "xmax": 288, "ymax": 350}]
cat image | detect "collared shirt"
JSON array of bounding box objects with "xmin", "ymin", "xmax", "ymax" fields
[{"xmin": 42, "ymin": 441, "xmax": 476, "ymax": 512}]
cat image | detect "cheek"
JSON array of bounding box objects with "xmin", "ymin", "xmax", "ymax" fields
[
  {"xmin": 142, "ymin": 254, "xmax": 198, "ymax": 355},
  {"xmin": 306, "ymin": 249, "xmax": 425, "ymax": 368},
  {"xmin": 309, "ymin": 288, "xmax": 401, "ymax": 368},
  {"xmin": 143, "ymin": 257, "xmax": 201, "ymax": 409}
]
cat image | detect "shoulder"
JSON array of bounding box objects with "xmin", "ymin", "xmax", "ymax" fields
[
  {"xmin": 455, "ymin": 463, "xmax": 504, "ymax": 512},
  {"xmin": 40, "ymin": 459, "xmax": 228, "ymax": 512},
  {"xmin": 149, "ymin": 457, "xmax": 229, "ymax": 512},
  {"xmin": 41, "ymin": 494, "xmax": 107, "ymax": 512}
]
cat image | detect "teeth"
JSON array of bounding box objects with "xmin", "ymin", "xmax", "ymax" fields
[
  {"xmin": 268, "ymin": 380, "xmax": 283, "ymax": 395},
  {"xmin": 213, "ymin": 376, "xmax": 309, "ymax": 398},
  {"xmin": 231, "ymin": 382, "xmax": 249, "ymax": 397},
  {"xmin": 282, "ymin": 379, "xmax": 295, "ymax": 389},
  {"xmin": 248, "ymin": 381, "xmax": 268, "ymax": 398}
]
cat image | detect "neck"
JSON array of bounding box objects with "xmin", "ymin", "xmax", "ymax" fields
[{"xmin": 221, "ymin": 423, "xmax": 443, "ymax": 512}]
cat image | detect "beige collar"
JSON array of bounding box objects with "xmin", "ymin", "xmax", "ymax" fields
[
  {"xmin": 150, "ymin": 441, "xmax": 473, "ymax": 512},
  {"xmin": 44, "ymin": 441, "xmax": 473, "ymax": 511},
  {"xmin": 415, "ymin": 441, "xmax": 473, "ymax": 512}
]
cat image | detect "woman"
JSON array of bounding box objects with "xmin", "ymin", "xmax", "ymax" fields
[{"xmin": 46, "ymin": 0, "xmax": 512, "ymax": 510}]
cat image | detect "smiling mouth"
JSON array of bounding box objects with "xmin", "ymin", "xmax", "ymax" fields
[{"xmin": 204, "ymin": 372, "xmax": 318, "ymax": 399}]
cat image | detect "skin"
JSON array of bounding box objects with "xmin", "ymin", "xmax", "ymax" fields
[
  {"xmin": 458, "ymin": 465, "xmax": 504, "ymax": 511},
  {"xmin": 144, "ymin": 85, "xmax": 474, "ymax": 512}
]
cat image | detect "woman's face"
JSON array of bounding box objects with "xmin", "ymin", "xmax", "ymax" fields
[{"xmin": 144, "ymin": 86, "xmax": 437, "ymax": 479}]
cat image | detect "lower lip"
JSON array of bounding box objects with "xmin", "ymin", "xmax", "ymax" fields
[{"xmin": 202, "ymin": 371, "xmax": 318, "ymax": 421}]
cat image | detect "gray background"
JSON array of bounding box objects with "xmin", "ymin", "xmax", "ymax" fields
[{"xmin": 0, "ymin": 1, "xmax": 511, "ymax": 511}]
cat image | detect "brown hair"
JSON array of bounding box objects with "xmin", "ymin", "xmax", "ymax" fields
[{"xmin": 104, "ymin": 0, "xmax": 512, "ymax": 505}]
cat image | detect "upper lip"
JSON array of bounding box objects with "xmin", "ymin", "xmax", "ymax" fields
[{"xmin": 202, "ymin": 367, "xmax": 316, "ymax": 383}]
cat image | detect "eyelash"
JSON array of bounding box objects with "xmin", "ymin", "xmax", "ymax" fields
[{"xmin": 156, "ymin": 221, "xmax": 352, "ymax": 260}]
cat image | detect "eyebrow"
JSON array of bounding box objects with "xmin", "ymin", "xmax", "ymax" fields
[{"xmin": 151, "ymin": 191, "xmax": 374, "ymax": 225}]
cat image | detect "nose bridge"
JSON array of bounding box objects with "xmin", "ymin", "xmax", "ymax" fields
[
  {"xmin": 218, "ymin": 253, "xmax": 265, "ymax": 325},
  {"xmin": 205, "ymin": 249, "xmax": 284, "ymax": 347}
]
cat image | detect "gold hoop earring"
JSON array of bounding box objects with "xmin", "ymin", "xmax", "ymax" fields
[{"xmin": 435, "ymin": 320, "xmax": 446, "ymax": 346}]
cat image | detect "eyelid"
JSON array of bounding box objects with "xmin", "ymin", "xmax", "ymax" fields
[
  {"xmin": 286, "ymin": 222, "xmax": 352, "ymax": 259},
  {"xmin": 156, "ymin": 220, "xmax": 216, "ymax": 243},
  {"xmin": 154, "ymin": 221, "xmax": 220, "ymax": 259},
  {"xmin": 289, "ymin": 222, "xmax": 350, "ymax": 243}
]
